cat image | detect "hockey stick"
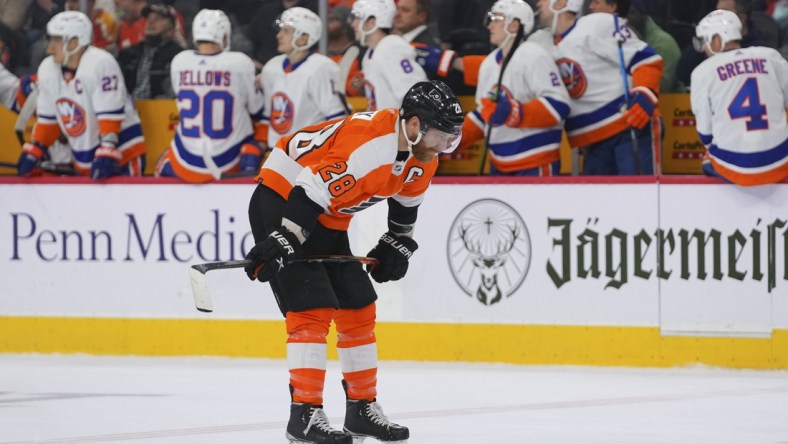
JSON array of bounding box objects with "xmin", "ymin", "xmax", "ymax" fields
[
  {"xmin": 614, "ymin": 13, "xmax": 641, "ymax": 175},
  {"xmin": 478, "ymin": 22, "xmax": 525, "ymax": 175},
  {"xmin": 0, "ymin": 160, "xmax": 76, "ymax": 175},
  {"xmin": 190, "ymin": 255, "xmax": 379, "ymax": 312},
  {"xmin": 336, "ymin": 45, "xmax": 360, "ymax": 115},
  {"xmin": 15, "ymin": 89, "xmax": 38, "ymax": 146}
]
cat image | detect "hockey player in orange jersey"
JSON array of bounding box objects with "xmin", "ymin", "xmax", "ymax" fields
[{"xmin": 245, "ymin": 80, "xmax": 463, "ymax": 444}]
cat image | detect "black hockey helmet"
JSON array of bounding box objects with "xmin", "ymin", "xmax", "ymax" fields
[{"xmin": 400, "ymin": 80, "xmax": 464, "ymax": 135}]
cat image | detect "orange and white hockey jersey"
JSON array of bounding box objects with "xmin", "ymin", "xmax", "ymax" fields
[
  {"xmin": 362, "ymin": 35, "xmax": 427, "ymax": 111},
  {"xmin": 691, "ymin": 46, "xmax": 788, "ymax": 186},
  {"xmin": 465, "ymin": 40, "xmax": 570, "ymax": 172},
  {"xmin": 34, "ymin": 46, "xmax": 145, "ymax": 175},
  {"xmin": 554, "ymin": 13, "xmax": 663, "ymax": 147},
  {"xmin": 256, "ymin": 109, "xmax": 436, "ymax": 231},
  {"xmin": 164, "ymin": 49, "xmax": 265, "ymax": 182},
  {"xmin": 260, "ymin": 52, "xmax": 347, "ymax": 148}
]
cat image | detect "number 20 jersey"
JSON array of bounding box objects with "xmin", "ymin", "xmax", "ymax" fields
[
  {"xmin": 168, "ymin": 50, "xmax": 265, "ymax": 180},
  {"xmin": 690, "ymin": 46, "xmax": 788, "ymax": 185}
]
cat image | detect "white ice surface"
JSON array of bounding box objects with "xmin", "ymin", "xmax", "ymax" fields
[{"xmin": 1, "ymin": 355, "xmax": 788, "ymax": 443}]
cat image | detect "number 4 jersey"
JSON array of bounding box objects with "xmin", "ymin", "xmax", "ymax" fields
[
  {"xmin": 255, "ymin": 109, "xmax": 436, "ymax": 231},
  {"xmin": 165, "ymin": 49, "xmax": 265, "ymax": 182},
  {"xmin": 691, "ymin": 46, "xmax": 788, "ymax": 185}
]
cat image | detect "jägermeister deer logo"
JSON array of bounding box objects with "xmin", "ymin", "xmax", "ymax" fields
[{"xmin": 447, "ymin": 199, "xmax": 531, "ymax": 305}]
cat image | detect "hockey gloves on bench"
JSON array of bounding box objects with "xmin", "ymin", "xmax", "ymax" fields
[
  {"xmin": 239, "ymin": 142, "xmax": 264, "ymax": 174},
  {"xmin": 366, "ymin": 231, "xmax": 418, "ymax": 283},
  {"xmin": 481, "ymin": 87, "xmax": 522, "ymax": 128},
  {"xmin": 17, "ymin": 142, "xmax": 47, "ymax": 176},
  {"xmin": 245, "ymin": 227, "xmax": 302, "ymax": 282},
  {"xmin": 91, "ymin": 146, "xmax": 122, "ymax": 179},
  {"xmin": 623, "ymin": 86, "xmax": 657, "ymax": 129}
]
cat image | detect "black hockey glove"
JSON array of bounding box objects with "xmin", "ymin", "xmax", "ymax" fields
[
  {"xmin": 245, "ymin": 227, "xmax": 302, "ymax": 282},
  {"xmin": 366, "ymin": 231, "xmax": 418, "ymax": 283}
]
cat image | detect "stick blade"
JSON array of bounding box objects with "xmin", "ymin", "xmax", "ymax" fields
[{"xmin": 189, "ymin": 267, "xmax": 214, "ymax": 313}]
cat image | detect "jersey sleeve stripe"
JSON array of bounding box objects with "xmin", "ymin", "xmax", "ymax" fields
[
  {"xmin": 96, "ymin": 107, "xmax": 125, "ymax": 116},
  {"xmin": 543, "ymin": 97, "xmax": 570, "ymax": 121}
]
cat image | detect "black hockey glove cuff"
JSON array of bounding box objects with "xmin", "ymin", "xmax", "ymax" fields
[
  {"xmin": 244, "ymin": 227, "xmax": 302, "ymax": 282},
  {"xmin": 366, "ymin": 231, "xmax": 418, "ymax": 283}
]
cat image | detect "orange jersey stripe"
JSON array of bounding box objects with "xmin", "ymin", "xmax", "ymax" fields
[
  {"xmin": 31, "ymin": 122, "xmax": 61, "ymax": 147},
  {"xmin": 462, "ymin": 55, "xmax": 485, "ymax": 87},
  {"xmin": 98, "ymin": 119, "xmax": 122, "ymax": 136},
  {"xmin": 710, "ymin": 158, "xmax": 788, "ymax": 186},
  {"xmin": 489, "ymin": 148, "xmax": 560, "ymax": 173},
  {"xmin": 567, "ymin": 116, "xmax": 630, "ymax": 148},
  {"xmin": 632, "ymin": 60, "xmax": 664, "ymax": 94}
]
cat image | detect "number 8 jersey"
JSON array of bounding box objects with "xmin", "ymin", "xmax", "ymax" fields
[
  {"xmin": 690, "ymin": 46, "xmax": 788, "ymax": 185},
  {"xmin": 164, "ymin": 49, "xmax": 265, "ymax": 182}
]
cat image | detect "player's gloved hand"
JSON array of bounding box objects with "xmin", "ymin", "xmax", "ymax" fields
[
  {"xmin": 365, "ymin": 231, "xmax": 418, "ymax": 283},
  {"xmin": 244, "ymin": 227, "xmax": 302, "ymax": 282},
  {"xmin": 239, "ymin": 142, "xmax": 264, "ymax": 174},
  {"xmin": 623, "ymin": 86, "xmax": 657, "ymax": 129},
  {"xmin": 19, "ymin": 73, "xmax": 37, "ymax": 97},
  {"xmin": 413, "ymin": 43, "xmax": 456, "ymax": 78},
  {"xmin": 91, "ymin": 146, "xmax": 122, "ymax": 179},
  {"xmin": 480, "ymin": 87, "xmax": 522, "ymax": 127},
  {"xmin": 17, "ymin": 141, "xmax": 47, "ymax": 177}
]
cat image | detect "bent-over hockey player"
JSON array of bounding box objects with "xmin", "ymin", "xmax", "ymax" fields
[
  {"xmin": 16, "ymin": 11, "xmax": 146, "ymax": 179},
  {"xmin": 156, "ymin": 9, "xmax": 265, "ymax": 183},
  {"xmin": 691, "ymin": 9, "xmax": 788, "ymax": 186},
  {"xmin": 245, "ymin": 80, "xmax": 463, "ymax": 444}
]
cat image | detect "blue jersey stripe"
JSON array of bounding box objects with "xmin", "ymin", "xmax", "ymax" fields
[
  {"xmin": 710, "ymin": 138, "xmax": 788, "ymax": 168},
  {"xmin": 490, "ymin": 129, "xmax": 562, "ymax": 157}
]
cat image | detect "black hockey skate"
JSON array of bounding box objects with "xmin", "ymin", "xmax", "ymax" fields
[
  {"xmin": 286, "ymin": 402, "xmax": 352, "ymax": 444},
  {"xmin": 342, "ymin": 380, "xmax": 409, "ymax": 443}
]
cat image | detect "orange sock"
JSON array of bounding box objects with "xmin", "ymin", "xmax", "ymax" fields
[{"xmin": 286, "ymin": 308, "xmax": 335, "ymax": 405}]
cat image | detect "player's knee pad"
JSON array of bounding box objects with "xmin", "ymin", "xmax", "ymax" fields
[
  {"xmin": 285, "ymin": 308, "xmax": 335, "ymax": 342},
  {"xmin": 334, "ymin": 303, "xmax": 376, "ymax": 348}
]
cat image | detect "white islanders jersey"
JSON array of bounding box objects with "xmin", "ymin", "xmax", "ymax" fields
[
  {"xmin": 36, "ymin": 47, "xmax": 145, "ymax": 172},
  {"xmin": 260, "ymin": 52, "xmax": 347, "ymax": 148},
  {"xmin": 362, "ymin": 35, "xmax": 427, "ymax": 110},
  {"xmin": 691, "ymin": 46, "xmax": 788, "ymax": 185},
  {"xmin": 469, "ymin": 41, "xmax": 570, "ymax": 172},
  {"xmin": 555, "ymin": 13, "xmax": 662, "ymax": 147},
  {"xmin": 168, "ymin": 49, "xmax": 264, "ymax": 181}
]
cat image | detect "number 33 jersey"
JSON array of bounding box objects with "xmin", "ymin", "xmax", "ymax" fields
[
  {"xmin": 690, "ymin": 46, "xmax": 788, "ymax": 185},
  {"xmin": 256, "ymin": 109, "xmax": 436, "ymax": 231},
  {"xmin": 35, "ymin": 47, "xmax": 145, "ymax": 172},
  {"xmin": 167, "ymin": 49, "xmax": 265, "ymax": 181}
]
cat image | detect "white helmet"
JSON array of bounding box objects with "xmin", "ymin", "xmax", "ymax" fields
[
  {"xmin": 694, "ymin": 9, "xmax": 742, "ymax": 54},
  {"xmin": 351, "ymin": 0, "xmax": 396, "ymax": 45},
  {"xmin": 192, "ymin": 9, "xmax": 232, "ymax": 51},
  {"xmin": 277, "ymin": 7, "xmax": 322, "ymax": 51},
  {"xmin": 549, "ymin": 0, "xmax": 583, "ymax": 14},
  {"xmin": 490, "ymin": 0, "xmax": 535, "ymax": 36},
  {"xmin": 47, "ymin": 11, "xmax": 92, "ymax": 65}
]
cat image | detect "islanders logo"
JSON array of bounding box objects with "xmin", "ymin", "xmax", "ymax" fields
[
  {"xmin": 556, "ymin": 57, "xmax": 587, "ymax": 99},
  {"xmin": 270, "ymin": 92, "xmax": 294, "ymax": 134},
  {"xmin": 55, "ymin": 98, "xmax": 87, "ymax": 137},
  {"xmin": 446, "ymin": 199, "xmax": 531, "ymax": 306}
]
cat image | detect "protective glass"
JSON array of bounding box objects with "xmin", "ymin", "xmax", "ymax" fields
[
  {"xmin": 691, "ymin": 36, "xmax": 706, "ymax": 53},
  {"xmin": 422, "ymin": 128, "xmax": 462, "ymax": 153}
]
